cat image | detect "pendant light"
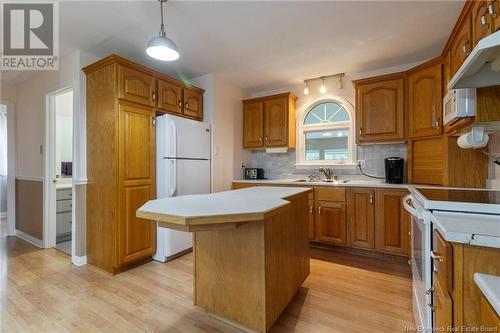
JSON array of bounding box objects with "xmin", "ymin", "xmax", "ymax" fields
[{"xmin": 146, "ymin": 0, "xmax": 179, "ymax": 61}]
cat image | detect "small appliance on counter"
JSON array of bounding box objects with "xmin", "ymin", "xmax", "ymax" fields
[
  {"xmin": 385, "ymin": 157, "xmax": 404, "ymax": 184},
  {"xmin": 245, "ymin": 168, "xmax": 265, "ymax": 180}
]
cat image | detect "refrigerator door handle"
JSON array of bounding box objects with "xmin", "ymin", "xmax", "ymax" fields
[
  {"xmin": 171, "ymin": 120, "xmax": 177, "ymax": 158},
  {"xmin": 170, "ymin": 159, "xmax": 177, "ymax": 197}
]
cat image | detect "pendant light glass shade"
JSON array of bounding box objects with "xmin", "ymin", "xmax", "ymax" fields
[
  {"xmin": 146, "ymin": 0, "xmax": 179, "ymax": 61},
  {"xmin": 146, "ymin": 33, "xmax": 179, "ymax": 61}
]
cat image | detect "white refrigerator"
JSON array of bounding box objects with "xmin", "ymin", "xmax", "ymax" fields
[{"xmin": 153, "ymin": 114, "xmax": 211, "ymax": 262}]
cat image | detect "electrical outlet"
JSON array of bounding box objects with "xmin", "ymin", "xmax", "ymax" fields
[{"xmin": 357, "ymin": 160, "xmax": 366, "ymax": 168}]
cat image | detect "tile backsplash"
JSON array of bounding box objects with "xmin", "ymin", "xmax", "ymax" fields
[{"xmin": 247, "ymin": 144, "xmax": 407, "ymax": 180}]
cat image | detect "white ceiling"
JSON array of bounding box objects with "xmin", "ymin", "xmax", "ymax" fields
[{"xmin": 2, "ymin": 1, "xmax": 465, "ymax": 92}]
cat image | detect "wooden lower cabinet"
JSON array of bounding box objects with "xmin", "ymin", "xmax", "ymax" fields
[
  {"xmin": 347, "ymin": 189, "xmax": 375, "ymax": 249},
  {"xmin": 316, "ymin": 201, "xmax": 347, "ymax": 245},
  {"xmin": 375, "ymin": 190, "xmax": 410, "ymax": 255},
  {"xmin": 432, "ymin": 229, "xmax": 500, "ymax": 331},
  {"xmin": 232, "ymin": 183, "xmax": 410, "ymax": 256},
  {"xmin": 308, "ymin": 200, "xmax": 315, "ymax": 240}
]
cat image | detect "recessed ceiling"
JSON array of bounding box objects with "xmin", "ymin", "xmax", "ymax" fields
[{"xmin": 2, "ymin": 1, "xmax": 464, "ymax": 92}]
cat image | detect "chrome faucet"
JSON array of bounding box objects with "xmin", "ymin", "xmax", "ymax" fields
[{"xmin": 319, "ymin": 167, "xmax": 336, "ymax": 181}]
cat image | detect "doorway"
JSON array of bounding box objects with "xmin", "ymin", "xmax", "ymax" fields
[
  {"xmin": 0, "ymin": 105, "xmax": 7, "ymax": 234},
  {"xmin": 45, "ymin": 88, "xmax": 74, "ymax": 256}
]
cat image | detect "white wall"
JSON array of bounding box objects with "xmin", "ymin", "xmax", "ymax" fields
[
  {"xmin": 191, "ymin": 73, "xmax": 250, "ymax": 192},
  {"xmin": 55, "ymin": 90, "xmax": 74, "ymax": 177},
  {"xmin": 13, "ymin": 51, "xmax": 81, "ymax": 179}
]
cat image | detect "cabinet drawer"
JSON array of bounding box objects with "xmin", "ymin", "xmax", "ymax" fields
[
  {"xmin": 56, "ymin": 199, "xmax": 72, "ymax": 213},
  {"xmin": 56, "ymin": 188, "xmax": 72, "ymax": 200},
  {"xmin": 56, "ymin": 211, "xmax": 72, "ymax": 235},
  {"xmin": 433, "ymin": 229, "xmax": 453, "ymax": 294},
  {"xmin": 315, "ymin": 187, "xmax": 345, "ymax": 202}
]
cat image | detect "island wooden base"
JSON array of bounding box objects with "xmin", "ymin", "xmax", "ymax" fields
[{"xmin": 193, "ymin": 192, "xmax": 310, "ymax": 332}]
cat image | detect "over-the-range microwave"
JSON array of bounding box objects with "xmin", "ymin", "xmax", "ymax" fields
[{"xmin": 443, "ymin": 88, "xmax": 476, "ymax": 126}]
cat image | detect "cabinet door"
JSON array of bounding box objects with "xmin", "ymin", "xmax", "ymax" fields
[
  {"xmin": 347, "ymin": 189, "xmax": 375, "ymax": 249},
  {"xmin": 316, "ymin": 201, "xmax": 347, "ymax": 245},
  {"xmin": 450, "ymin": 14, "xmax": 472, "ymax": 77},
  {"xmin": 433, "ymin": 273, "xmax": 453, "ymax": 332},
  {"xmin": 264, "ymin": 97, "xmax": 288, "ymax": 147},
  {"xmin": 118, "ymin": 101, "xmax": 156, "ymax": 266},
  {"xmin": 375, "ymin": 190, "xmax": 409, "ymax": 255},
  {"xmin": 408, "ymin": 137, "xmax": 445, "ymax": 185},
  {"xmin": 243, "ymin": 101, "xmax": 264, "ymax": 148},
  {"xmin": 308, "ymin": 200, "xmax": 315, "ymax": 240},
  {"xmin": 157, "ymin": 79, "xmax": 182, "ymax": 114},
  {"xmin": 117, "ymin": 65, "xmax": 156, "ymax": 107},
  {"xmin": 183, "ymin": 88, "xmax": 203, "ymax": 120},
  {"xmin": 356, "ymin": 77, "xmax": 405, "ymax": 143},
  {"xmin": 494, "ymin": 0, "xmax": 500, "ymax": 32},
  {"xmin": 408, "ymin": 63, "xmax": 443, "ymax": 138},
  {"xmin": 472, "ymin": 0, "xmax": 493, "ymax": 47}
]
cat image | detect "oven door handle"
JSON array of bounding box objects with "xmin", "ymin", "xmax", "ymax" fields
[{"xmin": 403, "ymin": 194, "xmax": 418, "ymax": 217}]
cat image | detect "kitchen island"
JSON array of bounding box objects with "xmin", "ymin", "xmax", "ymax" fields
[{"xmin": 137, "ymin": 186, "xmax": 312, "ymax": 332}]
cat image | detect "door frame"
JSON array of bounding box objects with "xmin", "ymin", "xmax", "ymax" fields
[
  {"xmin": 1, "ymin": 100, "xmax": 16, "ymax": 236},
  {"xmin": 43, "ymin": 86, "xmax": 75, "ymax": 253}
]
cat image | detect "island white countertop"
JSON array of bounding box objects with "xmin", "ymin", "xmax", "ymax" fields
[
  {"xmin": 474, "ymin": 273, "xmax": 500, "ymax": 316},
  {"xmin": 233, "ymin": 178, "xmax": 410, "ymax": 189},
  {"xmin": 137, "ymin": 186, "xmax": 312, "ymax": 227},
  {"xmin": 431, "ymin": 211, "xmax": 500, "ymax": 248}
]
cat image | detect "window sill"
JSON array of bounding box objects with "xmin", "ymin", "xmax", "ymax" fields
[{"xmin": 295, "ymin": 162, "xmax": 358, "ymax": 170}]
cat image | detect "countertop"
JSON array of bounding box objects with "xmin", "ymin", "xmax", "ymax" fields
[
  {"xmin": 431, "ymin": 211, "xmax": 500, "ymax": 249},
  {"xmin": 233, "ymin": 178, "xmax": 410, "ymax": 189},
  {"xmin": 137, "ymin": 186, "xmax": 312, "ymax": 227},
  {"xmin": 474, "ymin": 273, "xmax": 500, "ymax": 316}
]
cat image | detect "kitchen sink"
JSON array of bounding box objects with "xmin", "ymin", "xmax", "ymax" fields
[{"xmin": 293, "ymin": 179, "xmax": 349, "ymax": 184}]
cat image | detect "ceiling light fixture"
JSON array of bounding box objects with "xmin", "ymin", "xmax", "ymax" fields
[
  {"xmin": 146, "ymin": 0, "xmax": 179, "ymax": 61},
  {"xmin": 319, "ymin": 78, "xmax": 327, "ymax": 94},
  {"xmin": 301, "ymin": 73, "xmax": 345, "ymax": 95}
]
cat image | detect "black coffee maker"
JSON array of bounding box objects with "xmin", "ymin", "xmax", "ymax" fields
[{"xmin": 385, "ymin": 157, "xmax": 404, "ymax": 184}]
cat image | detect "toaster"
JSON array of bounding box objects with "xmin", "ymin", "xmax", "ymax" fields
[{"xmin": 245, "ymin": 168, "xmax": 265, "ymax": 180}]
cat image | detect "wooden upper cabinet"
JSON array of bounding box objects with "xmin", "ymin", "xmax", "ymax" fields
[
  {"xmin": 183, "ymin": 88, "xmax": 203, "ymax": 120},
  {"xmin": 347, "ymin": 189, "xmax": 375, "ymax": 249},
  {"xmin": 242, "ymin": 93, "xmax": 296, "ymax": 149},
  {"xmin": 243, "ymin": 102, "xmax": 264, "ymax": 148},
  {"xmin": 118, "ymin": 65, "xmax": 156, "ymax": 107},
  {"xmin": 316, "ymin": 201, "xmax": 347, "ymax": 245},
  {"xmin": 264, "ymin": 97, "xmax": 288, "ymax": 147},
  {"xmin": 354, "ymin": 74, "xmax": 405, "ymax": 144},
  {"xmin": 375, "ymin": 190, "xmax": 409, "ymax": 256},
  {"xmin": 157, "ymin": 79, "xmax": 182, "ymax": 114},
  {"xmin": 408, "ymin": 62, "xmax": 443, "ymax": 138},
  {"xmin": 472, "ymin": 0, "xmax": 493, "ymax": 46},
  {"xmin": 450, "ymin": 12, "xmax": 472, "ymax": 77},
  {"xmin": 118, "ymin": 101, "xmax": 156, "ymax": 266}
]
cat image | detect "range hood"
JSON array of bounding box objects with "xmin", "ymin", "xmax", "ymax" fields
[{"xmin": 448, "ymin": 30, "xmax": 500, "ymax": 89}]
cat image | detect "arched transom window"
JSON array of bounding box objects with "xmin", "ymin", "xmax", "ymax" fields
[{"xmin": 297, "ymin": 99, "xmax": 356, "ymax": 167}]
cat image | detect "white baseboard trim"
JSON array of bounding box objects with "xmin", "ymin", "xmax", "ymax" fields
[
  {"xmin": 72, "ymin": 255, "xmax": 87, "ymax": 266},
  {"xmin": 16, "ymin": 230, "xmax": 43, "ymax": 248},
  {"xmin": 0, "ymin": 212, "xmax": 6, "ymax": 218}
]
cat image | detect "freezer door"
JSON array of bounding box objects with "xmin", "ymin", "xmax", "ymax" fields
[
  {"xmin": 175, "ymin": 159, "xmax": 211, "ymax": 195},
  {"xmin": 164, "ymin": 115, "xmax": 211, "ymax": 159}
]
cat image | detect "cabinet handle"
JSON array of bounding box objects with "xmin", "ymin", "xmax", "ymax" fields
[
  {"xmin": 480, "ymin": 14, "xmax": 490, "ymax": 28},
  {"xmin": 318, "ymin": 206, "xmax": 322, "ymax": 215},
  {"xmin": 369, "ymin": 194, "xmax": 373, "ymax": 205},
  {"xmin": 309, "ymin": 205, "xmax": 313, "ymax": 214},
  {"xmin": 185, "ymin": 102, "xmax": 189, "ymax": 110},
  {"xmin": 462, "ymin": 40, "xmax": 470, "ymax": 55},
  {"xmin": 430, "ymin": 250, "xmax": 445, "ymax": 262},
  {"xmin": 259, "ymin": 136, "xmax": 263, "ymax": 143},
  {"xmin": 408, "ymin": 231, "xmax": 412, "ymax": 236},
  {"xmin": 152, "ymin": 92, "xmax": 156, "ymax": 101},
  {"xmin": 178, "ymin": 99, "xmax": 182, "ymax": 108},
  {"xmin": 265, "ymin": 135, "xmax": 268, "ymax": 142},
  {"xmin": 489, "ymin": 3, "xmax": 497, "ymax": 18},
  {"xmin": 359, "ymin": 127, "xmax": 362, "ymax": 136},
  {"xmin": 408, "ymin": 259, "xmax": 412, "ymax": 266}
]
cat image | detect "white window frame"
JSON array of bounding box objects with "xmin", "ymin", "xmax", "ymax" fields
[{"xmin": 296, "ymin": 97, "xmax": 357, "ymax": 168}]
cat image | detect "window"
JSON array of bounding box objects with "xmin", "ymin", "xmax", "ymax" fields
[{"xmin": 297, "ymin": 99, "xmax": 356, "ymax": 167}]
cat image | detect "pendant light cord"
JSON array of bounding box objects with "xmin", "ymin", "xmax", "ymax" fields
[{"xmin": 159, "ymin": 0, "xmax": 167, "ymax": 36}]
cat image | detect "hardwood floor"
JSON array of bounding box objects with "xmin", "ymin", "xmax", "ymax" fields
[{"xmin": 1, "ymin": 223, "xmax": 415, "ymax": 332}]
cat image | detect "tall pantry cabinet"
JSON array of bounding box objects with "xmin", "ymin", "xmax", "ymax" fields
[{"xmin": 83, "ymin": 55, "xmax": 204, "ymax": 273}]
